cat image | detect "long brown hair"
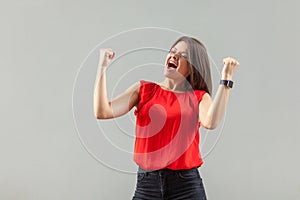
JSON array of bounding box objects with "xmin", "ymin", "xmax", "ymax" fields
[{"xmin": 171, "ymin": 36, "xmax": 212, "ymax": 95}]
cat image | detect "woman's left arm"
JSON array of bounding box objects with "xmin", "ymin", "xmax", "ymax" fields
[{"xmin": 199, "ymin": 57, "xmax": 240, "ymax": 130}]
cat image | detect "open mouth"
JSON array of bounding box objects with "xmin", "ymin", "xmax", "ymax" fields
[{"xmin": 167, "ymin": 61, "xmax": 178, "ymax": 69}]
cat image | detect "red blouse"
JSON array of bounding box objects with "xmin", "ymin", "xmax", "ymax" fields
[{"xmin": 134, "ymin": 80, "xmax": 207, "ymax": 170}]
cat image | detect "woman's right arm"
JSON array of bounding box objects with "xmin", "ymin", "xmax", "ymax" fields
[{"xmin": 94, "ymin": 49, "xmax": 140, "ymax": 119}]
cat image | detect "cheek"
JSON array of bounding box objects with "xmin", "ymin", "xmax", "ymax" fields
[{"xmin": 179, "ymin": 62, "xmax": 189, "ymax": 73}]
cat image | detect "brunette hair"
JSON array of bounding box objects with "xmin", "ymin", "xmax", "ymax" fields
[{"xmin": 171, "ymin": 36, "xmax": 212, "ymax": 95}]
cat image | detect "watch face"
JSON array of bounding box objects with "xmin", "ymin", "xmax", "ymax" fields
[{"xmin": 220, "ymin": 80, "xmax": 233, "ymax": 88}]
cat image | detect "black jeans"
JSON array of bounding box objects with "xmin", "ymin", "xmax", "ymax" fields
[{"xmin": 132, "ymin": 168, "xmax": 207, "ymax": 200}]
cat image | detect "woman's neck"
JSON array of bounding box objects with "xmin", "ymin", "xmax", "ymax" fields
[{"xmin": 160, "ymin": 79, "xmax": 190, "ymax": 92}]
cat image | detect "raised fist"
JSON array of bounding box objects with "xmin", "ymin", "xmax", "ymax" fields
[
  {"xmin": 98, "ymin": 48, "xmax": 115, "ymax": 67},
  {"xmin": 222, "ymin": 57, "xmax": 240, "ymax": 80}
]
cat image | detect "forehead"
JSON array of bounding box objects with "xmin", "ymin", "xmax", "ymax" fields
[{"xmin": 173, "ymin": 41, "xmax": 188, "ymax": 52}]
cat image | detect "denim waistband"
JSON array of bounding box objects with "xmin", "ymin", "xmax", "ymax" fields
[
  {"xmin": 138, "ymin": 166, "xmax": 155, "ymax": 173},
  {"xmin": 137, "ymin": 166, "xmax": 199, "ymax": 173}
]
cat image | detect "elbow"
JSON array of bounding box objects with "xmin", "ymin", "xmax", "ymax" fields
[
  {"xmin": 94, "ymin": 105, "xmax": 111, "ymax": 119},
  {"xmin": 206, "ymin": 124, "xmax": 218, "ymax": 130},
  {"xmin": 201, "ymin": 115, "xmax": 219, "ymax": 130},
  {"xmin": 95, "ymin": 114, "xmax": 107, "ymax": 119},
  {"xmin": 94, "ymin": 111, "xmax": 110, "ymax": 119},
  {"xmin": 94, "ymin": 112, "xmax": 102, "ymax": 119},
  {"xmin": 201, "ymin": 122, "xmax": 218, "ymax": 130},
  {"xmin": 95, "ymin": 114, "xmax": 102, "ymax": 119},
  {"xmin": 94, "ymin": 103, "xmax": 113, "ymax": 119}
]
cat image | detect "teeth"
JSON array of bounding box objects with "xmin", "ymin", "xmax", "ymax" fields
[
  {"xmin": 169, "ymin": 61, "xmax": 176, "ymax": 65},
  {"xmin": 168, "ymin": 60, "xmax": 177, "ymax": 68}
]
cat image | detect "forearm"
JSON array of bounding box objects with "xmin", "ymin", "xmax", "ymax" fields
[
  {"xmin": 93, "ymin": 65, "xmax": 111, "ymax": 118},
  {"xmin": 205, "ymin": 84, "xmax": 230, "ymax": 129}
]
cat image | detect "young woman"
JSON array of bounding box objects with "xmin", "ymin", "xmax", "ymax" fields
[{"xmin": 94, "ymin": 36, "xmax": 239, "ymax": 200}]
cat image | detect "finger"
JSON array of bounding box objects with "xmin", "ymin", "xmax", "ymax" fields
[
  {"xmin": 100, "ymin": 48, "xmax": 112, "ymax": 57},
  {"xmin": 110, "ymin": 51, "xmax": 115, "ymax": 59},
  {"xmin": 232, "ymin": 59, "xmax": 239, "ymax": 66},
  {"xmin": 224, "ymin": 57, "xmax": 232, "ymax": 64},
  {"xmin": 223, "ymin": 58, "xmax": 227, "ymax": 64},
  {"xmin": 105, "ymin": 50, "xmax": 114, "ymax": 57},
  {"xmin": 223, "ymin": 58, "xmax": 228, "ymax": 65}
]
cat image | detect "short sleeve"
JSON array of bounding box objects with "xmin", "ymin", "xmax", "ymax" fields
[
  {"xmin": 134, "ymin": 80, "xmax": 157, "ymax": 115},
  {"xmin": 194, "ymin": 90, "xmax": 208, "ymax": 104}
]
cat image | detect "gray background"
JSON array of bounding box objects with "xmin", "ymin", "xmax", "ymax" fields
[{"xmin": 1, "ymin": 0, "xmax": 299, "ymax": 199}]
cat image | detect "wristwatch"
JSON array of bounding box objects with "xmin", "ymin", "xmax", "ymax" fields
[{"xmin": 220, "ymin": 80, "xmax": 233, "ymax": 88}]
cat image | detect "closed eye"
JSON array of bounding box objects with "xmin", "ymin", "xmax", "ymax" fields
[{"xmin": 169, "ymin": 48, "xmax": 188, "ymax": 59}]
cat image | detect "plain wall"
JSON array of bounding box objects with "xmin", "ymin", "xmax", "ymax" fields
[{"xmin": 1, "ymin": 0, "xmax": 299, "ymax": 199}]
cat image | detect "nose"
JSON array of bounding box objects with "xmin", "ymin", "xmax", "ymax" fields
[{"xmin": 170, "ymin": 53, "xmax": 179, "ymax": 60}]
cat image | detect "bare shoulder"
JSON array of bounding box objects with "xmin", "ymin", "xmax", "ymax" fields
[
  {"xmin": 124, "ymin": 81, "xmax": 141, "ymax": 98},
  {"xmin": 131, "ymin": 81, "xmax": 141, "ymax": 93},
  {"xmin": 199, "ymin": 92, "xmax": 212, "ymax": 108},
  {"xmin": 201, "ymin": 92, "xmax": 212, "ymax": 101}
]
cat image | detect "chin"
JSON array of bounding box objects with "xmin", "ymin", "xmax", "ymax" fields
[
  {"xmin": 163, "ymin": 70, "xmax": 175, "ymax": 79},
  {"xmin": 164, "ymin": 72, "xmax": 185, "ymax": 82}
]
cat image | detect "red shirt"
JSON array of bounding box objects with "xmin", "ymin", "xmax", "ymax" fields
[{"xmin": 134, "ymin": 80, "xmax": 207, "ymax": 170}]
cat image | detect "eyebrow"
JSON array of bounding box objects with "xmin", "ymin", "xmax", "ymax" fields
[{"xmin": 172, "ymin": 47, "xmax": 188, "ymax": 54}]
